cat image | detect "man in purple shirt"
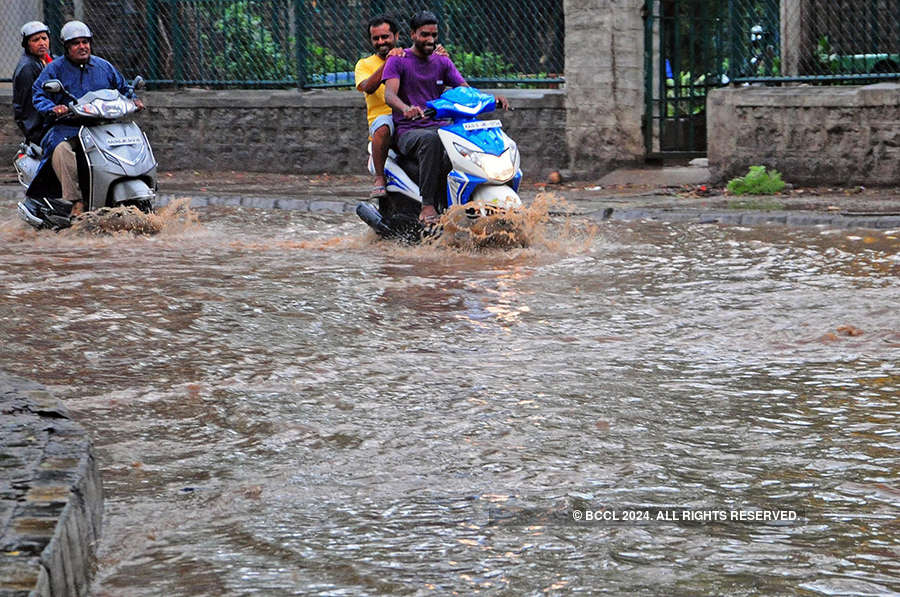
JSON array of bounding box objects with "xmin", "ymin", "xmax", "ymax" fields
[{"xmin": 383, "ymin": 11, "xmax": 507, "ymax": 224}]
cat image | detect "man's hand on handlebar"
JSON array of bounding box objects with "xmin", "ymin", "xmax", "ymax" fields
[
  {"xmin": 51, "ymin": 105, "xmax": 70, "ymax": 117},
  {"xmin": 134, "ymin": 98, "xmax": 145, "ymax": 111},
  {"xmin": 495, "ymin": 95, "xmax": 510, "ymax": 111},
  {"xmin": 403, "ymin": 105, "xmax": 425, "ymax": 120}
]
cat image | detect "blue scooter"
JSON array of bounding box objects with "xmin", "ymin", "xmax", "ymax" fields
[{"xmin": 357, "ymin": 87, "xmax": 523, "ymax": 242}]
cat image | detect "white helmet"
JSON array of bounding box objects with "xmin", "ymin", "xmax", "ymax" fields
[
  {"xmin": 60, "ymin": 20, "xmax": 92, "ymax": 44},
  {"xmin": 21, "ymin": 21, "xmax": 50, "ymax": 47}
]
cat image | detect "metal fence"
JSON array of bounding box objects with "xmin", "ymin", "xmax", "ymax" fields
[
  {"xmin": 729, "ymin": 0, "xmax": 899, "ymax": 83},
  {"xmin": 644, "ymin": 0, "xmax": 900, "ymax": 154},
  {"xmin": 654, "ymin": 0, "xmax": 899, "ymax": 91},
  {"xmin": 2, "ymin": 0, "xmax": 564, "ymax": 88}
]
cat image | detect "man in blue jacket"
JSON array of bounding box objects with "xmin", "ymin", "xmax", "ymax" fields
[{"xmin": 28, "ymin": 20, "xmax": 142, "ymax": 216}]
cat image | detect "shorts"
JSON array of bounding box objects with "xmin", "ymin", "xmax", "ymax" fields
[{"xmin": 369, "ymin": 114, "xmax": 394, "ymax": 138}]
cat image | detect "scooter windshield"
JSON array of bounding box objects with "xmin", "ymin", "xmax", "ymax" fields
[
  {"xmin": 427, "ymin": 87, "xmax": 496, "ymax": 119},
  {"xmin": 74, "ymin": 89, "xmax": 134, "ymax": 119}
]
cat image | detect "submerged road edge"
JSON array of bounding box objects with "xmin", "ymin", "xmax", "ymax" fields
[
  {"xmin": 0, "ymin": 372, "xmax": 102, "ymax": 597},
  {"xmin": 3, "ymin": 184, "xmax": 900, "ymax": 230}
]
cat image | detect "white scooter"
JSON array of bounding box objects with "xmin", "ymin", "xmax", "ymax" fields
[
  {"xmin": 16, "ymin": 77, "xmax": 157, "ymax": 230},
  {"xmin": 356, "ymin": 87, "xmax": 523, "ymax": 243}
]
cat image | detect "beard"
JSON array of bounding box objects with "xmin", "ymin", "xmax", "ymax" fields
[{"xmin": 415, "ymin": 40, "xmax": 435, "ymax": 55}]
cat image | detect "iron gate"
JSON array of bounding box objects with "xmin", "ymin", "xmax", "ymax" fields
[{"xmin": 643, "ymin": 0, "xmax": 733, "ymax": 157}]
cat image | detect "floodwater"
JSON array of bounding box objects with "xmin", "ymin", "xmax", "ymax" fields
[{"xmin": 0, "ymin": 199, "xmax": 898, "ymax": 596}]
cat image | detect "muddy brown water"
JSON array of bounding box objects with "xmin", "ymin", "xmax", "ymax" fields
[{"xmin": 1, "ymin": 199, "xmax": 898, "ymax": 596}]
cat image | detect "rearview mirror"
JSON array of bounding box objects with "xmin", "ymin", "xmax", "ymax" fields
[
  {"xmin": 42, "ymin": 79, "xmax": 64, "ymax": 94},
  {"xmin": 132, "ymin": 76, "xmax": 146, "ymax": 90}
]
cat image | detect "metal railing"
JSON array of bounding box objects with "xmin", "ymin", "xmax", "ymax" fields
[
  {"xmin": 729, "ymin": 0, "xmax": 899, "ymax": 84},
  {"xmin": 3, "ymin": 0, "xmax": 564, "ymax": 89}
]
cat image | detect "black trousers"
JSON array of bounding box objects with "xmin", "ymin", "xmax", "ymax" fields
[{"xmin": 396, "ymin": 127, "xmax": 450, "ymax": 210}]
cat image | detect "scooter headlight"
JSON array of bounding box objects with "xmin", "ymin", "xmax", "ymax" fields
[
  {"xmin": 452, "ymin": 143, "xmax": 516, "ymax": 183},
  {"xmin": 97, "ymin": 98, "xmax": 128, "ymax": 118},
  {"xmin": 473, "ymin": 150, "xmax": 516, "ymax": 183}
]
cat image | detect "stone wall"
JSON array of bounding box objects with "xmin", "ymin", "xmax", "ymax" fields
[
  {"xmin": 707, "ymin": 82, "xmax": 900, "ymax": 186},
  {"xmin": 0, "ymin": 371, "xmax": 103, "ymax": 597},
  {"xmin": 563, "ymin": 0, "xmax": 647, "ymax": 177},
  {"xmin": 0, "ymin": 88, "xmax": 566, "ymax": 179}
]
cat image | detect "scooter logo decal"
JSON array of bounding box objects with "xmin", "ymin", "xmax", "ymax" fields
[{"xmin": 107, "ymin": 136, "xmax": 142, "ymax": 147}]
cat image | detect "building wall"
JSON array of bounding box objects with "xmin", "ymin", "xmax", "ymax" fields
[
  {"xmin": 708, "ymin": 82, "xmax": 900, "ymax": 185},
  {"xmin": 563, "ymin": 0, "xmax": 647, "ymax": 176}
]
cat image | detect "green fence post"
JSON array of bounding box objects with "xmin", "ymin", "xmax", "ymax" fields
[
  {"xmin": 294, "ymin": 0, "xmax": 307, "ymax": 88},
  {"xmin": 147, "ymin": 0, "xmax": 159, "ymax": 82},
  {"xmin": 728, "ymin": 0, "xmax": 737, "ymax": 81},
  {"xmin": 44, "ymin": 0, "xmax": 63, "ymax": 56},
  {"xmin": 170, "ymin": 0, "xmax": 183, "ymax": 84},
  {"xmin": 643, "ymin": 0, "xmax": 654, "ymax": 154}
]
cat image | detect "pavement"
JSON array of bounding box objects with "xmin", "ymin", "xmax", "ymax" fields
[{"xmin": 3, "ymin": 163, "xmax": 900, "ymax": 229}]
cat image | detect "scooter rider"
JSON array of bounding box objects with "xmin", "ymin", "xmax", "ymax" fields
[
  {"xmin": 28, "ymin": 20, "xmax": 143, "ymax": 216},
  {"xmin": 13, "ymin": 21, "xmax": 53, "ymax": 145},
  {"xmin": 355, "ymin": 14, "xmax": 449, "ymax": 201},
  {"xmin": 382, "ymin": 11, "xmax": 507, "ymax": 224}
]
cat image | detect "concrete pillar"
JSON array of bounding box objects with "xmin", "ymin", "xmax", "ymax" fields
[
  {"xmin": 564, "ymin": 0, "xmax": 647, "ymax": 177},
  {"xmin": 780, "ymin": 0, "xmax": 812, "ymax": 76}
]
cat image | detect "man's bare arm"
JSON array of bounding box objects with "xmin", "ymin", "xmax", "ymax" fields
[
  {"xmin": 356, "ymin": 48, "xmax": 405, "ymax": 94},
  {"xmin": 384, "ymin": 78, "xmax": 424, "ymax": 120}
]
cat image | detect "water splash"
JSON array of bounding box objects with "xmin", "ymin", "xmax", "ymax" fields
[
  {"xmin": 426, "ymin": 192, "xmax": 598, "ymax": 252},
  {"xmin": 65, "ymin": 197, "xmax": 199, "ymax": 237}
]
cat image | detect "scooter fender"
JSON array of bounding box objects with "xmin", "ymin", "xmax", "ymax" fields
[
  {"xmin": 468, "ymin": 185, "xmax": 523, "ymax": 212},
  {"xmin": 80, "ymin": 122, "xmax": 157, "ymax": 210}
]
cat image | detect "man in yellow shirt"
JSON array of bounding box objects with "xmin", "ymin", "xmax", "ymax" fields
[
  {"xmin": 355, "ymin": 16, "xmax": 402, "ymax": 200},
  {"xmin": 354, "ymin": 15, "xmax": 447, "ymax": 200}
]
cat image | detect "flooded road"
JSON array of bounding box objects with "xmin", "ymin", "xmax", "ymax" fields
[{"xmin": 1, "ymin": 201, "xmax": 898, "ymax": 596}]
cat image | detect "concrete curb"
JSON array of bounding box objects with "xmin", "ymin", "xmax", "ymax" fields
[
  {"xmin": 598, "ymin": 207, "xmax": 900, "ymax": 229},
  {"xmin": 0, "ymin": 372, "xmax": 102, "ymax": 597},
  {"xmin": 156, "ymin": 193, "xmax": 900, "ymax": 230},
  {"xmin": 155, "ymin": 193, "xmax": 359, "ymax": 214},
  {"xmin": 4, "ymin": 184, "xmax": 899, "ymax": 230}
]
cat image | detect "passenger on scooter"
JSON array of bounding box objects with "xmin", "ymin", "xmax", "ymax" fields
[
  {"xmin": 354, "ymin": 14, "xmax": 448, "ymax": 201},
  {"xmin": 383, "ymin": 11, "xmax": 507, "ymax": 224},
  {"xmin": 27, "ymin": 20, "xmax": 143, "ymax": 216},
  {"xmin": 13, "ymin": 21, "xmax": 53, "ymax": 145}
]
